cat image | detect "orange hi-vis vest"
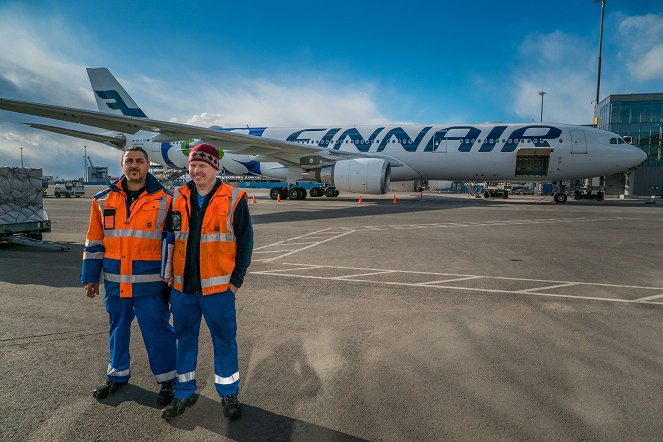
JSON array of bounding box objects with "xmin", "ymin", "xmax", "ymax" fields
[
  {"xmin": 81, "ymin": 175, "xmax": 171, "ymax": 298},
  {"xmin": 171, "ymin": 182, "xmax": 247, "ymax": 295}
]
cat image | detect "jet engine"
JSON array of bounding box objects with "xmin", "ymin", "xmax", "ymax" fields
[{"xmin": 305, "ymin": 158, "xmax": 391, "ymax": 194}]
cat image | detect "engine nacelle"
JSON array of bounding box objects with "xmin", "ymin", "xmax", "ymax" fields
[{"xmin": 317, "ymin": 158, "xmax": 391, "ymax": 194}]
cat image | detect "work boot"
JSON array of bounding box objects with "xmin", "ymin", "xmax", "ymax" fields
[
  {"xmin": 161, "ymin": 394, "xmax": 199, "ymax": 420},
  {"xmin": 92, "ymin": 380, "xmax": 128, "ymax": 399},
  {"xmin": 222, "ymin": 394, "xmax": 242, "ymax": 419},
  {"xmin": 157, "ymin": 380, "xmax": 175, "ymax": 406}
]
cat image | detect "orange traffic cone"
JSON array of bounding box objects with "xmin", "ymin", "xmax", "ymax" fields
[
  {"xmin": 252, "ymin": 195, "xmax": 257, "ymax": 204},
  {"xmin": 358, "ymin": 195, "xmax": 363, "ymax": 205},
  {"xmin": 393, "ymin": 194, "xmax": 397, "ymax": 204},
  {"xmin": 277, "ymin": 194, "xmax": 281, "ymax": 202}
]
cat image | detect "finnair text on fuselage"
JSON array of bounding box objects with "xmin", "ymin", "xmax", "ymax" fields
[{"xmin": 222, "ymin": 124, "xmax": 562, "ymax": 153}]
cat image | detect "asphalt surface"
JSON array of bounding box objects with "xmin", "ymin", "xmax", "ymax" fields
[{"xmin": 1, "ymin": 190, "xmax": 662, "ymax": 441}]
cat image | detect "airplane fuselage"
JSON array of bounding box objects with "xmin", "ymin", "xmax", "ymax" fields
[{"xmin": 132, "ymin": 123, "xmax": 643, "ymax": 183}]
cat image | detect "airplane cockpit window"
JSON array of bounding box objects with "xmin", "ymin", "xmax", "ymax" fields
[
  {"xmin": 618, "ymin": 138, "xmax": 625, "ymax": 144},
  {"xmin": 610, "ymin": 138, "xmax": 617, "ymax": 144}
]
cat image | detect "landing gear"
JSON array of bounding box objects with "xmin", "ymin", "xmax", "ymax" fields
[
  {"xmin": 309, "ymin": 186, "xmax": 324, "ymax": 197},
  {"xmin": 324, "ymin": 186, "xmax": 339, "ymax": 197},
  {"xmin": 269, "ymin": 188, "xmax": 282, "ymax": 200},
  {"xmin": 270, "ymin": 185, "xmax": 338, "ymax": 200},
  {"xmin": 288, "ymin": 187, "xmax": 307, "ymax": 200},
  {"xmin": 554, "ymin": 192, "xmax": 568, "ymax": 204}
]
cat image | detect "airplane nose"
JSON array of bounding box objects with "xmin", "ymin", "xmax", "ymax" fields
[{"xmin": 632, "ymin": 147, "xmax": 647, "ymax": 165}]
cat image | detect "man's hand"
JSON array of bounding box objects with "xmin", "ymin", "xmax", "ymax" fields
[
  {"xmin": 163, "ymin": 276, "xmax": 173, "ymax": 287},
  {"xmin": 85, "ymin": 282, "xmax": 100, "ymax": 298},
  {"xmin": 229, "ymin": 283, "xmax": 238, "ymax": 294}
]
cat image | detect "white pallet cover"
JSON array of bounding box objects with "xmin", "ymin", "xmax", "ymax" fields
[{"xmin": 0, "ymin": 167, "xmax": 48, "ymax": 225}]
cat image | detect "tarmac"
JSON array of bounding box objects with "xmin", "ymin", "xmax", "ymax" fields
[{"xmin": 1, "ymin": 189, "xmax": 662, "ymax": 441}]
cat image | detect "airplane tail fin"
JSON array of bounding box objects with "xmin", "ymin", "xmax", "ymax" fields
[{"xmin": 86, "ymin": 67, "xmax": 148, "ymax": 118}]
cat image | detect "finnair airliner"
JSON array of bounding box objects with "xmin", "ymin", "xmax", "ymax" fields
[{"xmin": 0, "ymin": 68, "xmax": 646, "ymax": 203}]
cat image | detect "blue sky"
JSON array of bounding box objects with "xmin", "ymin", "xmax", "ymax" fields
[{"xmin": 0, "ymin": 0, "xmax": 662, "ymax": 178}]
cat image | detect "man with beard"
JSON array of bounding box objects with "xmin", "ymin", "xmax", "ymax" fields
[{"xmin": 82, "ymin": 146, "xmax": 177, "ymax": 405}]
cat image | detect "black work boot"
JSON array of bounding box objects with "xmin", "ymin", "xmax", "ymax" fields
[
  {"xmin": 92, "ymin": 380, "xmax": 128, "ymax": 399},
  {"xmin": 157, "ymin": 380, "xmax": 175, "ymax": 406},
  {"xmin": 161, "ymin": 394, "xmax": 199, "ymax": 420},
  {"xmin": 222, "ymin": 394, "xmax": 242, "ymax": 419}
]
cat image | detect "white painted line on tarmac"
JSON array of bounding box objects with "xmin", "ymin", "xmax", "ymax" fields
[
  {"xmin": 634, "ymin": 293, "xmax": 663, "ymax": 302},
  {"xmin": 250, "ymin": 262, "xmax": 663, "ymax": 305},
  {"xmin": 333, "ymin": 270, "xmax": 396, "ymax": 279},
  {"xmin": 257, "ymin": 228, "xmax": 356, "ymax": 263},
  {"xmin": 250, "ymin": 270, "xmax": 663, "ymax": 306},
  {"xmin": 416, "ymin": 276, "xmax": 483, "ymax": 286},
  {"xmin": 255, "ymin": 249, "xmax": 297, "ymax": 254},
  {"xmin": 518, "ymin": 283, "xmax": 578, "ymax": 293},
  {"xmin": 256, "ymin": 265, "xmax": 326, "ymax": 273}
]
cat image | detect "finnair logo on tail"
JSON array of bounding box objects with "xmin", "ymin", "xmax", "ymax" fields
[{"xmin": 94, "ymin": 90, "xmax": 147, "ymax": 117}]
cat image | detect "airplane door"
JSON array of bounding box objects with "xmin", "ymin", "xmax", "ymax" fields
[
  {"xmin": 570, "ymin": 130, "xmax": 587, "ymax": 154},
  {"xmin": 433, "ymin": 132, "xmax": 447, "ymax": 153}
]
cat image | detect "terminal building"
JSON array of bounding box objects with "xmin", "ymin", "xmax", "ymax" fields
[{"xmin": 597, "ymin": 93, "xmax": 663, "ymax": 196}]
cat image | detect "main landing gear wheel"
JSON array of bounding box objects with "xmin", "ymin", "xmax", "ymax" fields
[
  {"xmin": 288, "ymin": 187, "xmax": 307, "ymax": 200},
  {"xmin": 324, "ymin": 186, "xmax": 339, "ymax": 198},
  {"xmin": 269, "ymin": 188, "xmax": 281, "ymax": 200},
  {"xmin": 554, "ymin": 192, "xmax": 568, "ymax": 204},
  {"xmin": 309, "ymin": 187, "xmax": 324, "ymax": 197}
]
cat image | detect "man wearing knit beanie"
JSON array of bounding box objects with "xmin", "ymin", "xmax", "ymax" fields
[
  {"xmin": 161, "ymin": 143, "xmax": 253, "ymax": 421},
  {"xmin": 187, "ymin": 143, "xmax": 220, "ymax": 170}
]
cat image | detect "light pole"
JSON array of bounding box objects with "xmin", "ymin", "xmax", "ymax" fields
[
  {"xmin": 84, "ymin": 145, "xmax": 87, "ymax": 182},
  {"xmin": 538, "ymin": 91, "xmax": 546, "ymax": 123},
  {"xmin": 20, "ymin": 147, "xmax": 24, "ymax": 168},
  {"xmin": 594, "ymin": 0, "xmax": 605, "ymax": 125}
]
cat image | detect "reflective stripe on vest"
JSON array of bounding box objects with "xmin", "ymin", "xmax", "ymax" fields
[
  {"xmin": 104, "ymin": 273, "xmax": 164, "ymax": 283},
  {"xmin": 201, "ymin": 274, "xmax": 232, "ymax": 289},
  {"xmin": 104, "ymin": 229, "xmax": 161, "ymax": 239},
  {"xmin": 156, "ymin": 195, "xmax": 169, "ymax": 231},
  {"xmin": 175, "ymin": 231, "xmax": 233, "ymax": 243}
]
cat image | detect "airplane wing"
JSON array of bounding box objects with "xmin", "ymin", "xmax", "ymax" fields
[
  {"xmin": 0, "ymin": 98, "xmax": 405, "ymax": 168},
  {"xmin": 28, "ymin": 123, "xmax": 126, "ymax": 149}
]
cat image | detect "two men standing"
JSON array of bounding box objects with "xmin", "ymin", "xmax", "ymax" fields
[{"xmin": 82, "ymin": 144, "xmax": 253, "ymax": 421}]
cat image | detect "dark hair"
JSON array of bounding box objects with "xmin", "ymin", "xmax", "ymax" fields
[{"xmin": 123, "ymin": 146, "xmax": 149, "ymax": 161}]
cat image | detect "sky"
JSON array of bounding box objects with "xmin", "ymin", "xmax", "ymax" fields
[{"xmin": 0, "ymin": 0, "xmax": 662, "ymax": 178}]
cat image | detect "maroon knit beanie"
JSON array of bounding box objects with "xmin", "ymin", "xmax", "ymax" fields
[{"xmin": 188, "ymin": 143, "xmax": 220, "ymax": 170}]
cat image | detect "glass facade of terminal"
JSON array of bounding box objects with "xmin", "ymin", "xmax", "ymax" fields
[{"xmin": 597, "ymin": 93, "xmax": 663, "ymax": 166}]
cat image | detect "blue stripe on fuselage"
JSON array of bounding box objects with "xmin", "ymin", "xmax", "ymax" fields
[{"xmin": 161, "ymin": 143, "xmax": 179, "ymax": 168}]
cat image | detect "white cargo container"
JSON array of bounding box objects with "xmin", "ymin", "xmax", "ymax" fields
[{"xmin": 0, "ymin": 167, "xmax": 51, "ymax": 240}]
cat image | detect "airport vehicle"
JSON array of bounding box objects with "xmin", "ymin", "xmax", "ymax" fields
[
  {"xmin": 53, "ymin": 180, "xmax": 84, "ymax": 198},
  {"xmin": 0, "ymin": 68, "xmax": 647, "ymax": 203},
  {"xmin": 0, "ymin": 167, "xmax": 51, "ymax": 241},
  {"xmin": 483, "ymin": 182, "xmax": 511, "ymax": 198}
]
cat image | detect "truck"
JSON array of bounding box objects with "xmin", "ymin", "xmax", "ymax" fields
[
  {"xmin": 0, "ymin": 167, "xmax": 52, "ymax": 241},
  {"xmin": 53, "ymin": 180, "xmax": 85, "ymax": 198},
  {"xmin": 483, "ymin": 182, "xmax": 511, "ymax": 198}
]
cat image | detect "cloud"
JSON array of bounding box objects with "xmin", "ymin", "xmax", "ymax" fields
[
  {"xmin": 0, "ymin": 6, "xmax": 389, "ymax": 179},
  {"xmin": 617, "ymin": 14, "xmax": 663, "ymax": 82},
  {"xmin": 179, "ymin": 78, "xmax": 388, "ymax": 127},
  {"xmin": 509, "ymin": 31, "xmax": 597, "ymax": 124}
]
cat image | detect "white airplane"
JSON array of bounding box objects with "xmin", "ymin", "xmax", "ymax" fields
[{"xmin": 0, "ymin": 68, "xmax": 646, "ymax": 203}]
